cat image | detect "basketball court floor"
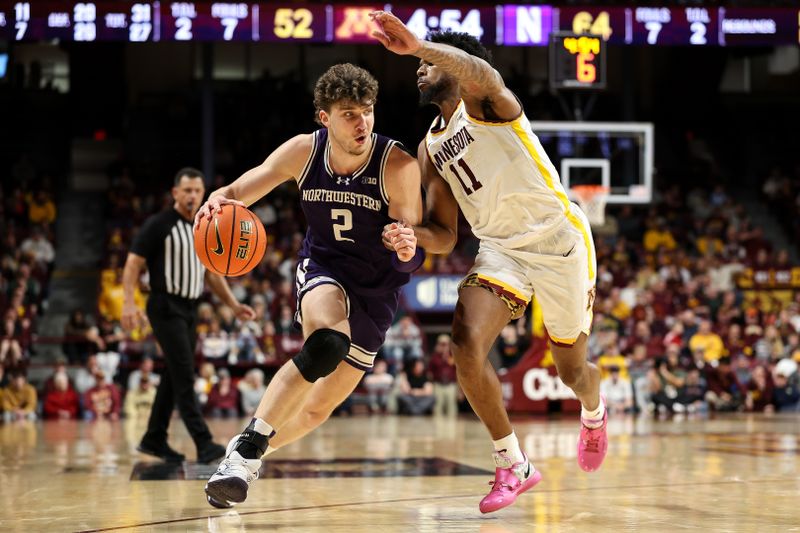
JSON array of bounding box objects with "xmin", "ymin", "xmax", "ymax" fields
[{"xmin": 1, "ymin": 413, "xmax": 797, "ymax": 532}]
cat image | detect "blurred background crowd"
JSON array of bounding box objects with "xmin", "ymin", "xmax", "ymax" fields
[{"xmin": 2, "ymin": 149, "xmax": 799, "ymax": 423}]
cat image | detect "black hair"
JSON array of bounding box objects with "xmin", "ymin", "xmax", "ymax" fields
[
  {"xmin": 428, "ymin": 31, "xmax": 493, "ymax": 65},
  {"xmin": 173, "ymin": 167, "xmax": 205, "ymax": 186}
]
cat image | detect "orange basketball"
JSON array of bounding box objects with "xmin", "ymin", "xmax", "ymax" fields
[{"xmin": 193, "ymin": 204, "xmax": 267, "ymax": 277}]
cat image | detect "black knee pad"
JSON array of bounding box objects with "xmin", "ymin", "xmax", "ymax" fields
[{"xmin": 292, "ymin": 328, "xmax": 350, "ymax": 383}]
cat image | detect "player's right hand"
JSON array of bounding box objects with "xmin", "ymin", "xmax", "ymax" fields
[
  {"xmin": 194, "ymin": 196, "xmax": 246, "ymax": 230},
  {"xmin": 121, "ymin": 302, "xmax": 147, "ymax": 332},
  {"xmin": 369, "ymin": 11, "xmax": 422, "ymax": 56}
]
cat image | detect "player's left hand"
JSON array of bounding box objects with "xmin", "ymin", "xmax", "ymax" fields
[
  {"xmin": 369, "ymin": 11, "xmax": 422, "ymax": 56},
  {"xmin": 233, "ymin": 303, "xmax": 256, "ymax": 321},
  {"xmin": 386, "ymin": 221, "xmax": 417, "ymax": 262}
]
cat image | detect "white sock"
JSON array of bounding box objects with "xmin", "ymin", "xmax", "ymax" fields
[
  {"xmin": 263, "ymin": 445, "xmax": 278, "ymax": 457},
  {"xmin": 581, "ymin": 398, "xmax": 605, "ymax": 428},
  {"xmin": 253, "ymin": 417, "xmax": 275, "ymax": 437},
  {"xmin": 492, "ymin": 432, "xmax": 525, "ymax": 464}
]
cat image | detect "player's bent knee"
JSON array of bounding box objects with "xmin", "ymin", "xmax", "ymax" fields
[{"xmin": 292, "ymin": 328, "xmax": 350, "ymax": 383}]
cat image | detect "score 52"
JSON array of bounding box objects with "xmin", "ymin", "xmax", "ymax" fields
[{"xmin": 549, "ymin": 33, "xmax": 606, "ymax": 90}]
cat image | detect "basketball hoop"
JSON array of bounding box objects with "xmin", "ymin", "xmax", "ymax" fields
[{"xmin": 570, "ymin": 185, "xmax": 609, "ymax": 227}]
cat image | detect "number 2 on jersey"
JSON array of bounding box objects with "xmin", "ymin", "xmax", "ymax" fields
[
  {"xmin": 331, "ymin": 209, "xmax": 355, "ymax": 243},
  {"xmin": 449, "ymin": 159, "xmax": 483, "ymax": 195}
]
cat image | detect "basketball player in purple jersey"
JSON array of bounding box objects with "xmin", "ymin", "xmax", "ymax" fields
[
  {"xmin": 195, "ymin": 64, "xmax": 423, "ymax": 509},
  {"xmin": 371, "ymin": 12, "xmax": 608, "ymax": 513}
]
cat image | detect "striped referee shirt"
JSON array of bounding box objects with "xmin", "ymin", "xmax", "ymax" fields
[{"xmin": 130, "ymin": 208, "xmax": 205, "ymax": 300}]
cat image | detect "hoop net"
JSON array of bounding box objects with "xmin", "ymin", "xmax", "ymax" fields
[{"xmin": 571, "ymin": 185, "xmax": 609, "ymax": 227}]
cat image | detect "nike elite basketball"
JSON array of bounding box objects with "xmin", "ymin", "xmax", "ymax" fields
[{"xmin": 194, "ymin": 205, "xmax": 267, "ymax": 276}]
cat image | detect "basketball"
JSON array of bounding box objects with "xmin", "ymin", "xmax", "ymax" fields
[{"xmin": 193, "ymin": 204, "xmax": 267, "ymax": 277}]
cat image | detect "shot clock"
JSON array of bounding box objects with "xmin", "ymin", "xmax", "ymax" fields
[{"xmin": 549, "ymin": 32, "xmax": 606, "ymax": 90}]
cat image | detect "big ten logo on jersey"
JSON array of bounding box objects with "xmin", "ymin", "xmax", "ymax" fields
[
  {"xmin": 235, "ymin": 220, "xmax": 253, "ymax": 259},
  {"xmin": 361, "ymin": 176, "xmax": 377, "ymax": 185},
  {"xmin": 334, "ymin": 6, "xmax": 381, "ymax": 42}
]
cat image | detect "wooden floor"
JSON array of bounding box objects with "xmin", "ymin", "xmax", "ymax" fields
[{"xmin": 1, "ymin": 413, "xmax": 798, "ymax": 532}]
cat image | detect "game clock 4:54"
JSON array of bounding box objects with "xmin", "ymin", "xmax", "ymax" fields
[{"xmin": 388, "ymin": 7, "xmax": 496, "ymax": 44}]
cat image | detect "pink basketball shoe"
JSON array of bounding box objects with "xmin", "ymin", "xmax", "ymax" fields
[
  {"xmin": 577, "ymin": 396, "xmax": 608, "ymax": 472},
  {"xmin": 479, "ymin": 451, "xmax": 543, "ymax": 514}
]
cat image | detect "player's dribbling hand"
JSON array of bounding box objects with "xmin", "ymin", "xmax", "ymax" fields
[
  {"xmin": 193, "ymin": 196, "xmax": 246, "ymax": 231},
  {"xmin": 369, "ymin": 11, "xmax": 422, "ymax": 56},
  {"xmin": 386, "ymin": 221, "xmax": 418, "ymax": 262}
]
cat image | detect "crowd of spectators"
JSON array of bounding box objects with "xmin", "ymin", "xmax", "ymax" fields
[
  {"xmin": 0, "ymin": 154, "xmax": 58, "ymax": 420},
  {"xmin": 3, "ymin": 141, "xmax": 800, "ymax": 423},
  {"xmin": 589, "ymin": 183, "xmax": 800, "ymax": 415}
]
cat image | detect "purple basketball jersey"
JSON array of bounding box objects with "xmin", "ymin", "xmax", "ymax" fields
[{"xmin": 297, "ymin": 129, "xmax": 410, "ymax": 296}]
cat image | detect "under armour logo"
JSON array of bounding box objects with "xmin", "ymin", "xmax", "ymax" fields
[{"xmin": 336, "ymin": 177, "xmax": 352, "ymax": 186}]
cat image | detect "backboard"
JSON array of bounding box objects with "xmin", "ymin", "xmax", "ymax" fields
[{"xmin": 530, "ymin": 121, "xmax": 654, "ymax": 204}]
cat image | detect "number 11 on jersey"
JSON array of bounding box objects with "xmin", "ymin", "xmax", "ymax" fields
[{"xmin": 449, "ymin": 159, "xmax": 483, "ymax": 195}]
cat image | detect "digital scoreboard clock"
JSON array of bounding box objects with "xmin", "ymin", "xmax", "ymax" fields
[{"xmin": 549, "ymin": 32, "xmax": 606, "ymax": 90}]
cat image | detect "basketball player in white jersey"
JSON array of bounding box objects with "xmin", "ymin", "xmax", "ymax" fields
[{"xmin": 371, "ymin": 11, "xmax": 608, "ymax": 513}]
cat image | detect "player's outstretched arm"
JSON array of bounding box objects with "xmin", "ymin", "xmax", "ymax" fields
[
  {"xmin": 370, "ymin": 10, "xmax": 520, "ymax": 120},
  {"xmin": 194, "ymin": 134, "xmax": 313, "ymax": 229}
]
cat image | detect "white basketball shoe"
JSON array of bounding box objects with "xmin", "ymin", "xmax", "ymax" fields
[{"xmin": 205, "ymin": 434, "xmax": 263, "ymax": 509}]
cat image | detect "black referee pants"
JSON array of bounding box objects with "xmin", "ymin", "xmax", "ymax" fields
[{"xmin": 143, "ymin": 294, "xmax": 213, "ymax": 448}]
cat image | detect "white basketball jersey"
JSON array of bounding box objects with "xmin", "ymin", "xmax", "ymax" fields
[{"xmin": 425, "ymin": 100, "xmax": 577, "ymax": 249}]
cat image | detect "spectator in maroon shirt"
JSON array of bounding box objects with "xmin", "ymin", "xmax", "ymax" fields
[
  {"xmin": 625, "ymin": 320, "xmax": 663, "ymax": 359},
  {"xmin": 704, "ymin": 357, "xmax": 745, "ymax": 412},
  {"xmin": 724, "ymin": 323, "xmax": 747, "ymax": 359},
  {"xmin": 745, "ymin": 366, "xmax": 774, "ymax": 413},
  {"xmin": 205, "ymin": 368, "xmax": 239, "ymax": 418},
  {"xmin": 742, "ymin": 309, "xmax": 764, "ymax": 348},
  {"xmin": 429, "ymin": 334, "xmax": 458, "ymax": 416},
  {"xmin": 83, "ymin": 370, "xmax": 121, "ymax": 420},
  {"xmin": 43, "ymin": 371, "xmax": 80, "ymax": 419},
  {"xmin": 42, "ymin": 357, "xmax": 75, "ymax": 396}
]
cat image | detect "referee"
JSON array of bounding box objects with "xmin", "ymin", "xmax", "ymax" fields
[{"xmin": 121, "ymin": 167, "xmax": 255, "ymax": 463}]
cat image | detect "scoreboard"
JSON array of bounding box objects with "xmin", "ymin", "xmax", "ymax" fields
[{"xmin": 0, "ymin": 2, "xmax": 798, "ymax": 46}]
